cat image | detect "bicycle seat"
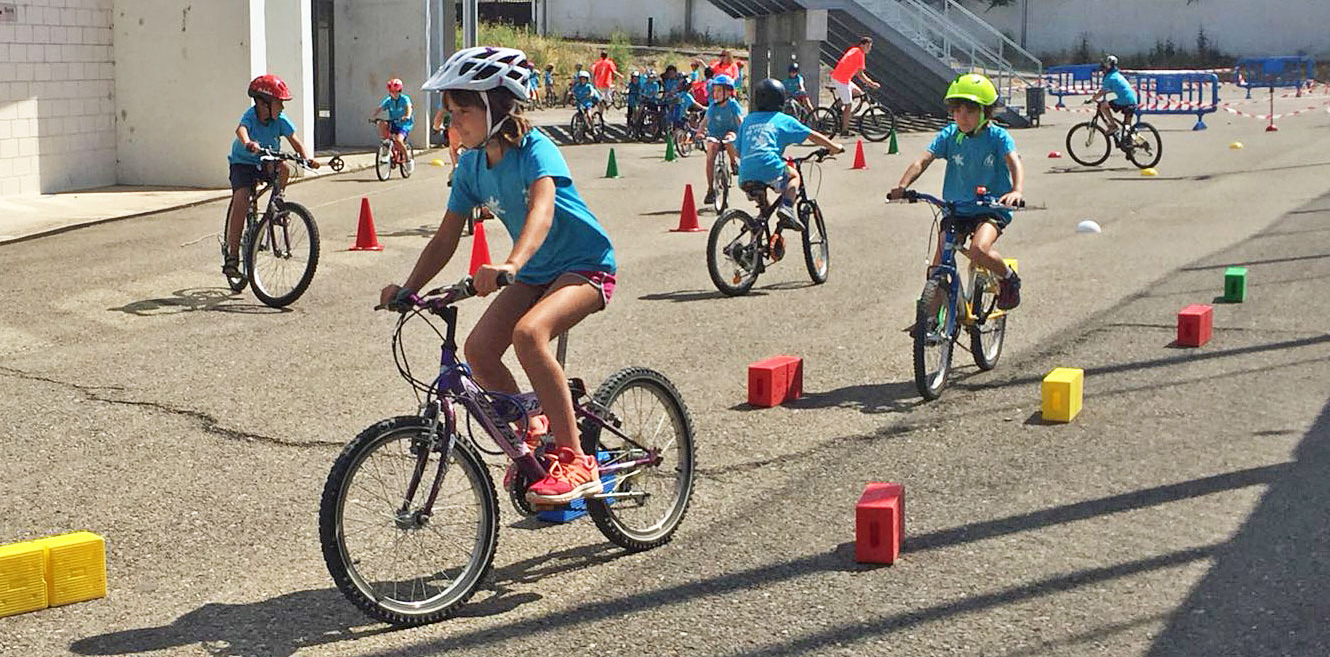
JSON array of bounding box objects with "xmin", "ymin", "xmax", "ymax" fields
[{"xmin": 739, "ymin": 180, "xmax": 770, "ymax": 196}]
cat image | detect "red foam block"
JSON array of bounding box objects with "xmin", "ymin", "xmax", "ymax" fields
[
  {"xmin": 1177, "ymin": 304, "xmax": 1213, "ymax": 347},
  {"xmin": 855, "ymin": 482, "xmax": 904, "ymax": 564},
  {"xmin": 747, "ymin": 355, "xmax": 803, "ymax": 407}
]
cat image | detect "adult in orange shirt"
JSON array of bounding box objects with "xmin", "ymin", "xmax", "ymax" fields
[
  {"xmin": 695, "ymin": 49, "xmax": 742, "ymax": 86},
  {"xmin": 831, "ymin": 37, "xmax": 881, "ymax": 135},
  {"xmin": 591, "ymin": 51, "xmax": 623, "ymax": 108}
]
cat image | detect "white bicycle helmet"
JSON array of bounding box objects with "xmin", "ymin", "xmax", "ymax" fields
[{"xmin": 422, "ymin": 46, "xmax": 532, "ymax": 144}]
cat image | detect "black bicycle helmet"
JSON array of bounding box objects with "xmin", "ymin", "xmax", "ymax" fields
[{"xmin": 753, "ymin": 78, "xmax": 786, "ymax": 112}]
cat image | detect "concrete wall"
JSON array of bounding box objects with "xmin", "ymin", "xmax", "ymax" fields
[
  {"xmin": 0, "ymin": 0, "xmax": 116, "ymax": 196},
  {"xmin": 334, "ymin": 0, "xmax": 429, "ymax": 149},
  {"xmin": 959, "ymin": 0, "xmax": 1330, "ymax": 59},
  {"xmin": 267, "ymin": 0, "xmax": 314, "ymax": 153},
  {"xmin": 113, "ymin": 0, "xmax": 255, "ymax": 187},
  {"xmin": 543, "ymin": 0, "xmax": 742, "ymax": 43}
]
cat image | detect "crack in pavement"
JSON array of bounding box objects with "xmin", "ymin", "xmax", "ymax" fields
[{"xmin": 0, "ymin": 365, "xmax": 336, "ymax": 449}]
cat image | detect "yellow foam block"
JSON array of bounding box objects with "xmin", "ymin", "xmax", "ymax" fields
[
  {"xmin": 1042, "ymin": 367, "xmax": 1084, "ymax": 423},
  {"xmin": 1003, "ymin": 257, "xmax": 1019, "ymax": 274},
  {"xmin": 36, "ymin": 532, "xmax": 106, "ymax": 607},
  {"xmin": 0, "ymin": 541, "xmax": 48, "ymax": 618}
]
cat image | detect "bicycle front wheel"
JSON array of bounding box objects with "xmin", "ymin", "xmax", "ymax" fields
[
  {"xmin": 799, "ymin": 200, "xmax": 829, "ymax": 284},
  {"xmin": 375, "ymin": 141, "xmax": 392, "ymax": 181},
  {"xmin": 245, "ymin": 200, "xmax": 320, "ymax": 308},
  {"xmin": 969, "ymin": 269, "xmax": 1007, "ymax": 371},
  {"xmin": 582, "ymin": 368, "xmax": 696, "ymax": 551},
  {"xmin": 1066, "ymin": 123, "xmax": 1111, "ymax": 166},
  {"xmin": 570, "ymin": 113, "xmax": 588, "ymax": 144},
  {"xmin": 859, "ymin": 105, "xmax": 896, "ymax": 142},
  {"xmin": 674, "ymin": 128, "xmax": 692, "ymax": 157},
  {"xmin": 320, "ymin": 416, "xmax": 499, "ymax": 627},
  {"xmin": 913, "ymin": 274, "xmax": 957, "ymax": 400},
  {"xmin": 711, "ymin": 156, "xmax": 730, "ymax": 214},
  {"xmin": 706, "ymin": 209, "xmax": 761, "ymax": 296},
  {"xmin": 812, "ymin": 107, "xmax": 840, "ymax": 138},
  {"xmin": 1126, "ymin": 122, "xmax": 1162, "ymax": 169}
]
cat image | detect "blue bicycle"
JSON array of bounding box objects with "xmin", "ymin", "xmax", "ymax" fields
[
  {"xmin": 898, "ymin": 190, "xmax": 1024, "ymax": 400},
  {"xmin": 320, "ymin": 274, "xmax": 696, "ymax": 626}
]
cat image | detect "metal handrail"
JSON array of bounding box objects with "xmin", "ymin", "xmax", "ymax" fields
[{"xmin": 935, "ymin": 0, "xmax": 1041, "ymax": 76}]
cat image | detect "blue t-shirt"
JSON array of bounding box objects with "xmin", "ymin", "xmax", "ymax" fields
[
  {"xmin": 228, "ymin": 106, "xmax": 296, "ymax": 166},
  {"xmin": 1103, "ymin": 70, "xmax": 1138, "ymax": 106},
  {"xmin": 706, "ymin": 98, "xmax": 744, "ymax": 138},
  {"xmin": 446, "ymin": 129, "xmax": 615, "ymax": 285},
  {"xmin": 543, "ymin": 71, "xmax": 553, "ymax": 87},
  {"xmin": 737, "ymin": 111, "xmax": 811, "ymax": 185},
  {"xmin": 927, "ymin": 123, "xmax": 1017, "ymax": 222},
  {"xmin": 572, "ymin": 81, "xmax": 599, "ymax": 107},
  {"xmin": 626, "ymin": 79, "xmax": 642, "ymax": 102},
  {"xmin": 379, "ymin": 94, "xmax": 414, "ymax": 129},
  {"xmin": 640, "ymin": 79, "xmax": 661, "ymax": 101},
  {"xmin": 785, "ymin": 74, "xmax": 807, "ymax": 96}
]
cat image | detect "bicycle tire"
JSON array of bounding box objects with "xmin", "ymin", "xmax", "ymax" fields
[
  {"xmin": 582, "ymin": 368, "xmax": 696, "ymax": 551},
  {"xmin": 1126, "ymin": 122, "xmax": 1163, "ymax": 169},
  {"xmin": 913, "ymin": 274, "xmax": 956, "ymax": 400},
  {"xmin": 321, "ymin": 416, "xmax": 498, "ymax": 627},
  {"xmin": 1066, "ymin": 122, "xmax": 1111, "ymax": 167},
  {"xmin": 375, "ymin": 141, "xmax": 392, "ymax": 181},
  {"xmin": 706, "ymin": 209, "xmax": 761, "ymax": 296},
  {"xmin": 570, "ymin": 112, "xmax": 588, "ymax": 145},
  {"xmin": 674, "ymin": 128, "xmax": 692, "ymax": 157},
  {"xmin": 859, "ymin": 105, "xmax": 896, "ymax": 142},
  {"xmin": 711, "ymin": 156, "xmax": 729, "ymax": 214},
  {"xmin": 245, "ymin": 200, "xmax": 319, "ymax": 308},
  {"xmin": 593, "ymin": 112, "xmax": 606, "ymax": 143},
  {"xmin": 969, "ymin": 270, "xmax": 1007, "ymax": 371},
  {"xmin": 812, "ymin": 107, "xmax": 840, "ymax": 138},
  {"xmin": 799, "ymin": 200, "xmax": 829, "ymax": 284}
]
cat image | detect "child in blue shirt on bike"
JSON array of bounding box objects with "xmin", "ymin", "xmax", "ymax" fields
[
  {"xmin": 370, "ymin": 78, "xmax": 414, "ymax": 166},
  {"xmin": 224, "ymin": 74, "xmax": 319, "ymax": 280},
  {"xmin": 699, "ymin": 74, "xmax": 744, "ymax": 206},
  {"xmin": 737, "ymin": 79, "xmax": 844, "ymax": 231},
  {"xmin": 1087, "ymin": 54, "xmax": 1139, "ymax": 144},
  {"xmin": 626, "ymin": 71, "xmax": 643, "ymax": 125},
  {"xmin": 785, "ymin": 62, "xmax": 813, "ymax": 114},
  {"xmin": 888, "ymin": 73, "xmax": 1024, "ymax": 310},
  {"xmin": 571, "ymin": 70, "xmax": 601, "ymax": 119},
  {"xmin": 383, "ymin": 47, "xmax": 617, "ymax": 506}
]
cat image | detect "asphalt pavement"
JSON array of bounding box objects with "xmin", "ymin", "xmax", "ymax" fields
[{"xmin": 2, "ymin": 94, "xmax": 1329, "ymax": 656}]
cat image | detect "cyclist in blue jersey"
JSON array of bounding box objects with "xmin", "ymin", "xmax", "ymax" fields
[
  {"xmin": 370, "ymin": 78, "xmax": 414, "ymax": 166},
  {"xmin": 785, "ymin": 62, "xmax": 813, "ymax": 114},
  {"xmin": 626, "ymin": 71, "xmax": 643, "ymax": 125},
  {"xmin": 1088, "ymin": 55, "xmax": 1139, "ymax": 144},
  {"xmin": 699, "ymin": 74, "xmax": 744, "ymax": 206},
  {"xmin": 737, "ymin": 79, "xmax": 843, "ymax": 231},
  {"xmin": 570, "ymin": 70, "xmax": 602, "ymax": 122}
]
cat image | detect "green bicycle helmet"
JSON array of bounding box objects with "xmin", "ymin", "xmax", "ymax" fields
[{"xmin": 944, "ymin": 73, "xmax": 999, "ymax": 107}]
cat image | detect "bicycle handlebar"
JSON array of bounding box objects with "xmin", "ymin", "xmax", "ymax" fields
[
  {"xmin": 377, "ymin": 272, "xmax": 516, "ymax": 313},
  {"xmin": 894, "ymin": 189, "xmax": 1026, "ymax": 210},
  {"xmin": 256, "ymin": 147, "xmax": 317, "ymax": 169},
  {"xmin": 792, "ymin": 148, "xmax": 835, "ymax": 165}
]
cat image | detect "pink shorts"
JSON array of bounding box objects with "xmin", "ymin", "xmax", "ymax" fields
[{"xmin": 570, "ymin": 270, "xmax": 616, "ymax": 308}]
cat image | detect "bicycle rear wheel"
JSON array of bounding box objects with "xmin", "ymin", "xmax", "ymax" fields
[
  {"xmin": 1125, "ymin": 122, "xmax": 1162, "ymax": 169},
  {"xmin": 375, "ymin": 141, "xmax": 392, "ymax": 181},
  {"xmin": 913, "ymin": 274, "xmax": 957, "ymax": 400},
  {"xmin": 706, "ymin": 209, "xmax": 762, "ymax": 296},
  {"xmin": 582, "ymin": 368, "xmax": 696, "ymax": 551},
  {"xmin": 592, "ymin": 112, "xmax": 606, "ymax": 142},
  {"xmin": 245, "ymin": 200, "xmax": 320, "ymax": 308},
  {"xmin": 320, "ymin": 416, "xmax": 498, "ymax": 627},
  {"xmin": 1066, "ymin": 122, "xmax": 1111, "ymax": 166},
  {"xmin": 799, "ymin": 200, "xmax": 829, "ymax": 284},
  {"xmin": 969, "ymin": 269, "xmax": 1007, "ymax": 371},
  {"xmin": 674, "ymin": 127, "xmax": 692, "ymax": 157},
  {"xmin": 812, "ymin": 107, "xmax": 840, "ymax": 138},
  {"xmin": 859, "ymin": 105, "xmax": 896, "ymax": 142}
]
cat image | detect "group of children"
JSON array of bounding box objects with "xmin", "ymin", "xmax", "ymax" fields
[{"xmin": 227, "ymin": 43, "xmax": 1034, "ymax": 503}]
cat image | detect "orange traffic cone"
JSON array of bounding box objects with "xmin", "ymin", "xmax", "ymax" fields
[
  {"xmin": 671, "ymin": 184, "xmax": 704, "ymax": 232},
  {"xmin": 468, "ymin": 221, "xmax": 492, "ymax": 275},
  {"xmin": 851, "ymin": 139, "xmax": 868, "ymax": 170},
  {"xmin": 350, "ymin": 197, "xmax": 383, "ymax": 251}
]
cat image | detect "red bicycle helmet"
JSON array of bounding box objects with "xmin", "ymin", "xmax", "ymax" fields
[
  {"xmin": 248, "ymin": 74, "xmax": 293, "ymax": 101},
  {"xmin": 386, "ymin": 78, "xmax": 404, "ymax": 92}
]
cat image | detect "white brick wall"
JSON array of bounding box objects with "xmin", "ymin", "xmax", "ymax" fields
[{"xmin": 0, "ymin": 0, "xmax": 115, "ymax": 196}]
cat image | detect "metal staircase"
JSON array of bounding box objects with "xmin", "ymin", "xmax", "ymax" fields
[{"xmin": 707, "ymin": 0, "xmax": 1042, "ymax": 128}]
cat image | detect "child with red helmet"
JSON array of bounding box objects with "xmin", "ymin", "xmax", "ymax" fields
[
  {"xmin": 370, "ymin": 78, "xmax": 414, "ymax": 169},
  {"xmin": 223, "ymin": 74, "xmax": 318, "ymax": 280}
]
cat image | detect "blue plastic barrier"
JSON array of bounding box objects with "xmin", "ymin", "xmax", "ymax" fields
[
  {"xmin": 1043, "ymin": 64, "xmax": 1102, "ymax": 108},
  {"xmin": 1128, "ymin": 72, "xmax": 1221, "ymax": 130},
  {"xmin": 1234, "ymin": 56, "xmax": 1314, "ymax": 99}
]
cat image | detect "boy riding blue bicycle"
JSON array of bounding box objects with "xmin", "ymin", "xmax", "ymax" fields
[
  {"xmin": 370, "ymin": 78, "xmax": 414, "ymax": 165},
  {"xmin": 888, "ymin": 73, "xmax": 1023, "ymax": 311}
]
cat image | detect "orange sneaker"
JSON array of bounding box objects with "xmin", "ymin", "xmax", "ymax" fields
[
  {"xmin": 526, "ymin": 447, "xmax": 601, "ymax": 505},
  {"xmin": 503, "ymin": 415, "xmax": 550, "ymax": 491}
]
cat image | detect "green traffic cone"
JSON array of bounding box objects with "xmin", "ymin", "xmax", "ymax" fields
[
  {"xmin": 605, "ymin": 148, "xmax": 620, "ymax": 178},
  {"xmin": 887, "ymin": 128, "xmax": 899, "ymax": 155},
  {"xmin": 664, "ymin": 134, "xmax": 676, "ymax": 162}
]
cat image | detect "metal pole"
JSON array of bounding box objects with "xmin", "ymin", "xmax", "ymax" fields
[
  {"xmin": 463, "ymin": 0, "xmax": 477, "ymax": 48},
  {"xmin": 1020, "ymin": 0, "xmax": 1028, "ymax": 50}
]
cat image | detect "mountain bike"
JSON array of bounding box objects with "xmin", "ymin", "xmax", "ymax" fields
[
  {"xmin": 705, "ymin": 133, "xmax": 737, "ymax": 214},
  {"xmin": 894, "ymin": 189, "xmax": 1024, "ymax": 400},
  {"xmin": 370, "ymin": 118, "xmax": 415, "ymax": 181},
  {"xmin": 706, "ymin": 148, "xmax": 834, "ymax": 295},
  {"xmin": 1066, "ymin": 102, "xmax": 1162, "ymax": 169},
  {"xmin": 570, "ymin": 104, "xmax": 605, "ymax": 144},
  {"xmin": 320, "ymin": 274, "xmax": 696, "ymax": 626},
  {"xmin": 670, "ymin": 108, "xmax": 705, "ymax": 158},
  {"xmin": 813, "ymin": 87, "xmax": 897, "ymax": 141},
  {"xmin": 219, "ymin": 148, "xmax": 320, "ymax": 308},
  {"xmin": 782, "ymin": 95, "xmax": 814, "ymax": 128}
]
